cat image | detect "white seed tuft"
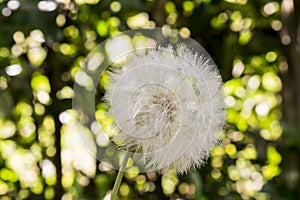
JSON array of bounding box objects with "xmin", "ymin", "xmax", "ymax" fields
[{"xmin": 104, "ymin": 44, "xmax": 226, "ymax": 174}]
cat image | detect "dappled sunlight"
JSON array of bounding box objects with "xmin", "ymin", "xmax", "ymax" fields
[{"xmin": 222, "ymin": 47, "xmax": 283, "ymax": 198}]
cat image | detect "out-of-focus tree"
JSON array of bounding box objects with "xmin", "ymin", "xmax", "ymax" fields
[
  {"xmin": 280, "ymin": 0, "xmax": 300, "ymax": 198},
  {"xmin": 0, "ymin": 0, "xmax": 299, "ymax": 199}
]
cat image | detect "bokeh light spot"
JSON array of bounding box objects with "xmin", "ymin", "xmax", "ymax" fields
[
  {"xmin": 179, "ymin": 27, "xmax": 190, "ymax": 38},
  {"xmin": 232, "ymin": 60, "xmax": 245, "ymax": 77},
  {"xmin": 211, "ymin": 169, "xmax": 222, "ymax": 179},
  {"xmin": 7, "ymin": 0, "xmax": 20, "ymax": 10},
  {"xmin": 0, "ymin": 182, "xmax": 9, "ymax": 195},
  {"xmin": 13, "ymin": 31, "xmax": 25, "ymax": 43},
  {"xmin": 262, "ymin": 72, "xmax": 282, "ymax": 92},
  {"xmin": 110, "ymin": 1, "xmax": 121, "ymax": 12},
  {"xmin": 265, "ymin": 51, "xmax": 277, "ymax": 62},
  {"xmin": 225, "ymin": 144, "xmax": 237, "ymax": 158},
  {"xmin": 263, "ymin": 2, "xmax": 279, "ymax": 15},
  {"xmin": 165, "ymin": 1, "xmax": 176, "ymax": 13},
  {"xmin": 75, "ymin": 71, "xmax": 94, "ymax": 90},
  {"xmin": 0, "ymin": 47, "xmax": 10, "ymax": 57},
  {"xmin": 255, "ymin": 103, "xmax": 269, "ymax": 117},
  {"xmin": 271, "ymin": 20, "xmax": 282, "ymax": 31},
  {"xmin": 225, "ymin": 0, "xmax": 247, "ymax": 5},
  {"xmin": 56, "ymin": 14, "xmax": 66, "ymax": 27},
  {"xmin": 120, "ymin": 183, "xmax": 130, "ymax": 196},
  {"xmin": 228, "ymin": 166, "xmax": 241, "ymax": 181},
  {"xmin": 2, "ymin": 7, "xmax": 12, "ymax": 17},
  {"xmin": 127, "ymin": 12, "xmax": 149, "ymax": 29},
  {"xmin": 5, "ymin": 64, "xmax": 22, "ymax": 76},
  {"xmin": 247, "ymin": 75, "xmax": 260, "ymax": 90},
  {"xmin": 225, "ymin": 96, "xmax": 235, "ymax": 107},
  {"xmin": 105, "ymin": 35, "xmax": 133, "ymax": 63},
  {"xmin": 125, "ymin": 166, "xmax": 139, "ymax": 179},
  {"xmin": 38, "ymin": 1, "xmax": 57, "ymax": 12},
  {"xmin": 183, "ymin": 1, "xmax": 194, "ymax": 13},
  {"xmin": 162, "ymin": 170, "xmax": 178, "ymax": 195},
  {"xmin": 0, "ymin": 120, "xmax": 16, "ymax": 138}
]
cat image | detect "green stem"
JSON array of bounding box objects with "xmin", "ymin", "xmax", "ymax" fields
[{"xmin": 110, "ymin": 153, "xmax": 129, "ymax": 200}]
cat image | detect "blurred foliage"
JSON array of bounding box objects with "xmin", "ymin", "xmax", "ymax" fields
[{"xmin": 0, "ymin": 0, "xmax": 298, "ymax": 200}]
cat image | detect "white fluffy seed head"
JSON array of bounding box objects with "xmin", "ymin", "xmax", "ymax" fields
[{"xmin": 104, "ymin": 44, "xmax": 225, "ymax": 174}]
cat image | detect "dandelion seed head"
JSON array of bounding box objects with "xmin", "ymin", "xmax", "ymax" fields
[{"xmin": 104, "ymin": 44, "xmax": 226, "ymax": 174}]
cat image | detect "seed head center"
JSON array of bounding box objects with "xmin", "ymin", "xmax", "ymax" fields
[{"xmin": 130, "ymin": 85, "xmax": 178, "ymax": 128}]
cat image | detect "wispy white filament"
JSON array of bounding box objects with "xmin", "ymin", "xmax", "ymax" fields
[{"xmin": 105, "ymin": 45, "xmax": 225, "ymax": 174}]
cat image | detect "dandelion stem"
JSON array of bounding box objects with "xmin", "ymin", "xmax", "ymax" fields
[{"xmin": 110, "ymin": 153, "xmax": 129, "ymax": 200}]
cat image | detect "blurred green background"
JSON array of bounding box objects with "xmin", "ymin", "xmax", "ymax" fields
[{"xmin": 0, "ymin": 0, "xmax": 300, "ymax": 199}]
